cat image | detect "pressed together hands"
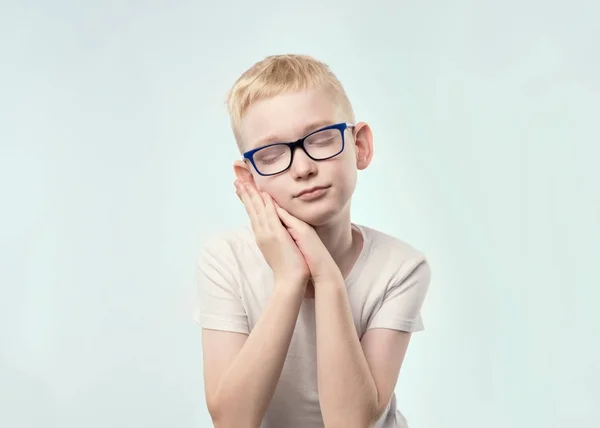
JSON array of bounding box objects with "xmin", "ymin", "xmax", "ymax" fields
[
  {"xmin": 234, "ymin": 179, "xmax": 342, "ymax": 291},
  {"xmin": 205, "ymin": 180, "xmax": 381, "ymax": 428}
]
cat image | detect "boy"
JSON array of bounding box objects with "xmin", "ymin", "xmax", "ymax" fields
[{"xmin": 195, "ymin": 54, "xmax": 431, "ymax": 428}]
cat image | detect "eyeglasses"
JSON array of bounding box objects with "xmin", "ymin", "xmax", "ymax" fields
[{"xmin": 243, "ymin": 122, "xmax": 354, "ymax": 176}]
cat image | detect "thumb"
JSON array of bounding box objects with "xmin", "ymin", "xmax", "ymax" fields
[{"xmin": 274, "ymin": 202, "xmax": 305, "ymax": 229}]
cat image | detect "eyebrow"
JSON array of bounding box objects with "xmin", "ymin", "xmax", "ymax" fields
[{"xmin": 253, "ymin": 119, "xmax": 334, "ymax": 148}]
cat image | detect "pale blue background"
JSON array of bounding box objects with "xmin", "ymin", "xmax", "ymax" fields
[{"xmin": 1, "ymin": 1, "xmax": 598, "ymax": 427}]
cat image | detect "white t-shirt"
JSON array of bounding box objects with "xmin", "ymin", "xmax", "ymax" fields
[{"xmin": 194, "ymin": 222, "xmax": 431, "ymax": 428}]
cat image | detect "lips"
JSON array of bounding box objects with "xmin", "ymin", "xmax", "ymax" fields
[{"xmin": 296, "ymin": 185, "xmax": 329, "ymax": 197}]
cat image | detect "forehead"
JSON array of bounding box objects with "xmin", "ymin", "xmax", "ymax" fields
[{"xmin": 239, "ymin": 88, "xmax": 341, "ymax": 151}]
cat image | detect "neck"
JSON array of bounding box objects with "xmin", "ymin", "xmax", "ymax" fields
[{"xmin": 312, "ymin": 208, "xmax": 359, "ymax": 279}]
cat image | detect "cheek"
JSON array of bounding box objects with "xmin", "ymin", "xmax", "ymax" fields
[
  {"xmin": 338, "ymin": 155, "xmax": 357, "ymax": 179},
  {"xmin": 335, "ymin": 164, "xmax": 358, "ymax": 197},
  {"xmin": 254, "ymin": 178, "xmax": 286, "ymax": 201}
]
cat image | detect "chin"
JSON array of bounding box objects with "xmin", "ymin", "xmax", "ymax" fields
[{"xmin": 292, "ymin": 202, "xmax": 346, "ymax": 227}]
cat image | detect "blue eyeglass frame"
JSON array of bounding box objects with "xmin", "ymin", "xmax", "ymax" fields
[{"xmin": 242, "ymin": 122, "xmax": 355, "ymax": 176}]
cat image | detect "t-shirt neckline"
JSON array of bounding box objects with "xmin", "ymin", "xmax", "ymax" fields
[{"xmin": 344, "ymin": 223, "xmax": 370, "ymax": 288}]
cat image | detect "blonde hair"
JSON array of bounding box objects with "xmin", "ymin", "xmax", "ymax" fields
[{"xmin": 226, "ymin": 54, "xmax": 355, "ymax": 148}]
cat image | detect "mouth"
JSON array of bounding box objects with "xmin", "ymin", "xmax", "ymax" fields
[{"xmin": 295, "ymin": 185, "xmax": 330, "ymax": 201}]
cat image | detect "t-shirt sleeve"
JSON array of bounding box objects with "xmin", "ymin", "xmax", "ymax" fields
[
  {"xmin": 366, "ymin": 256, "xmax": 431, "ymax": 333},
  {"xmin": 193, "ymin": 237, "xmax": 250, "ymax": 335}
]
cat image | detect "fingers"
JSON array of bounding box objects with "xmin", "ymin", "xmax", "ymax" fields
[
  {"xmin": 235, "ymin": 180, "xmax": 268, "ymax": 230},
  {"xmin": 235, "ymin": 180, "xmax": 261, "ymax": 230},
  {"xmin": 248, "ymin": 185, "xmax": 268, "ymax": 229},
  {"xmin": 235, "ymin": 180, "xmax": 305, "ymax": 238},
  {"xmin": 262, "ymin": 192, "xmax": 280, "ymax": 227},
  {"xmin": 274, "ymin": 202, "xmax": 305, "ymax": 229}
]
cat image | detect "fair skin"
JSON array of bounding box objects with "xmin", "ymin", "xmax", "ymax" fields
[{"xmin": 202, "ymin": 88, "xmax": 412, "ymax": 428}]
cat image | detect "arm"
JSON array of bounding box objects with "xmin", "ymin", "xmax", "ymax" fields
[
  {"xmin": 314, "ymin": 260, "xmax": 430, "ymax": 427},
  {"xmin": 313, "ymin": 280, "xmax": 392, "ymax": 428},
  {"xmin": 203, "ymin": 281, "xmax": 305, "ymax": 428},
  {"xmin": 266, "ymin": 198, "xmax": 431, "ymax": 427},
  {"xmin": 201, "ymin": 180, "xmax": 312, "ymax": 427}
]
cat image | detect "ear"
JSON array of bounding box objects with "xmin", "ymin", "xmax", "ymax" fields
[
  {"xmin": 352, "ymin": 122, "xmax": 374, "ymax": 170},
  {"xmin": 233, "ymin": 160, "xmax": 257, "ymax": 186}
]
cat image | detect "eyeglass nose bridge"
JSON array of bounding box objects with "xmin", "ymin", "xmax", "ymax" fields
[{"xmin": 287, "ymin": 136, "xmax": 316, "ymax": 163}]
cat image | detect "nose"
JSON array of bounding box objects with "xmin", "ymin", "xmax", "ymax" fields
[{"xmin": 289, "ymin": 146, "xmax": 317, "ymax": 180}]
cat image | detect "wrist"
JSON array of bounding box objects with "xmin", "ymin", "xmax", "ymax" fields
[
  {"xmin": 274, "ymin": 275, "xmax": 308, "ymax": 293},
  {"xmin": 312, "ymin": 263, "xmax": 344, "ymax": 287},
  {"xmin": 312, "ymin": 272, "xmax": 344, "ymax": 290}
]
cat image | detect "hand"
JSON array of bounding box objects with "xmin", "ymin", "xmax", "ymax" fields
[
  {"xmin": 235, "ymin": 180, "xmax": 310, "ymax": 288},
  {"xmin": 272, "ymin": 202, "xmax": 343, "ymax": 285}
]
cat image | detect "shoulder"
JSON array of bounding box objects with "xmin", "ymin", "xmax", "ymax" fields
[
  {"xmin": 197, "ymin": 222, "xmax": 261, "ymax": 271},
  {"xmin": 200, "ymin": 223, "xmax": 254, "ymax": 253},
  {"xmin": 357, "ymin": 224, "xmax": 431, "ymax": 282},
  {"xmin": 358, "ymin": 224, "xmax": 427, "ymax": 263}
]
